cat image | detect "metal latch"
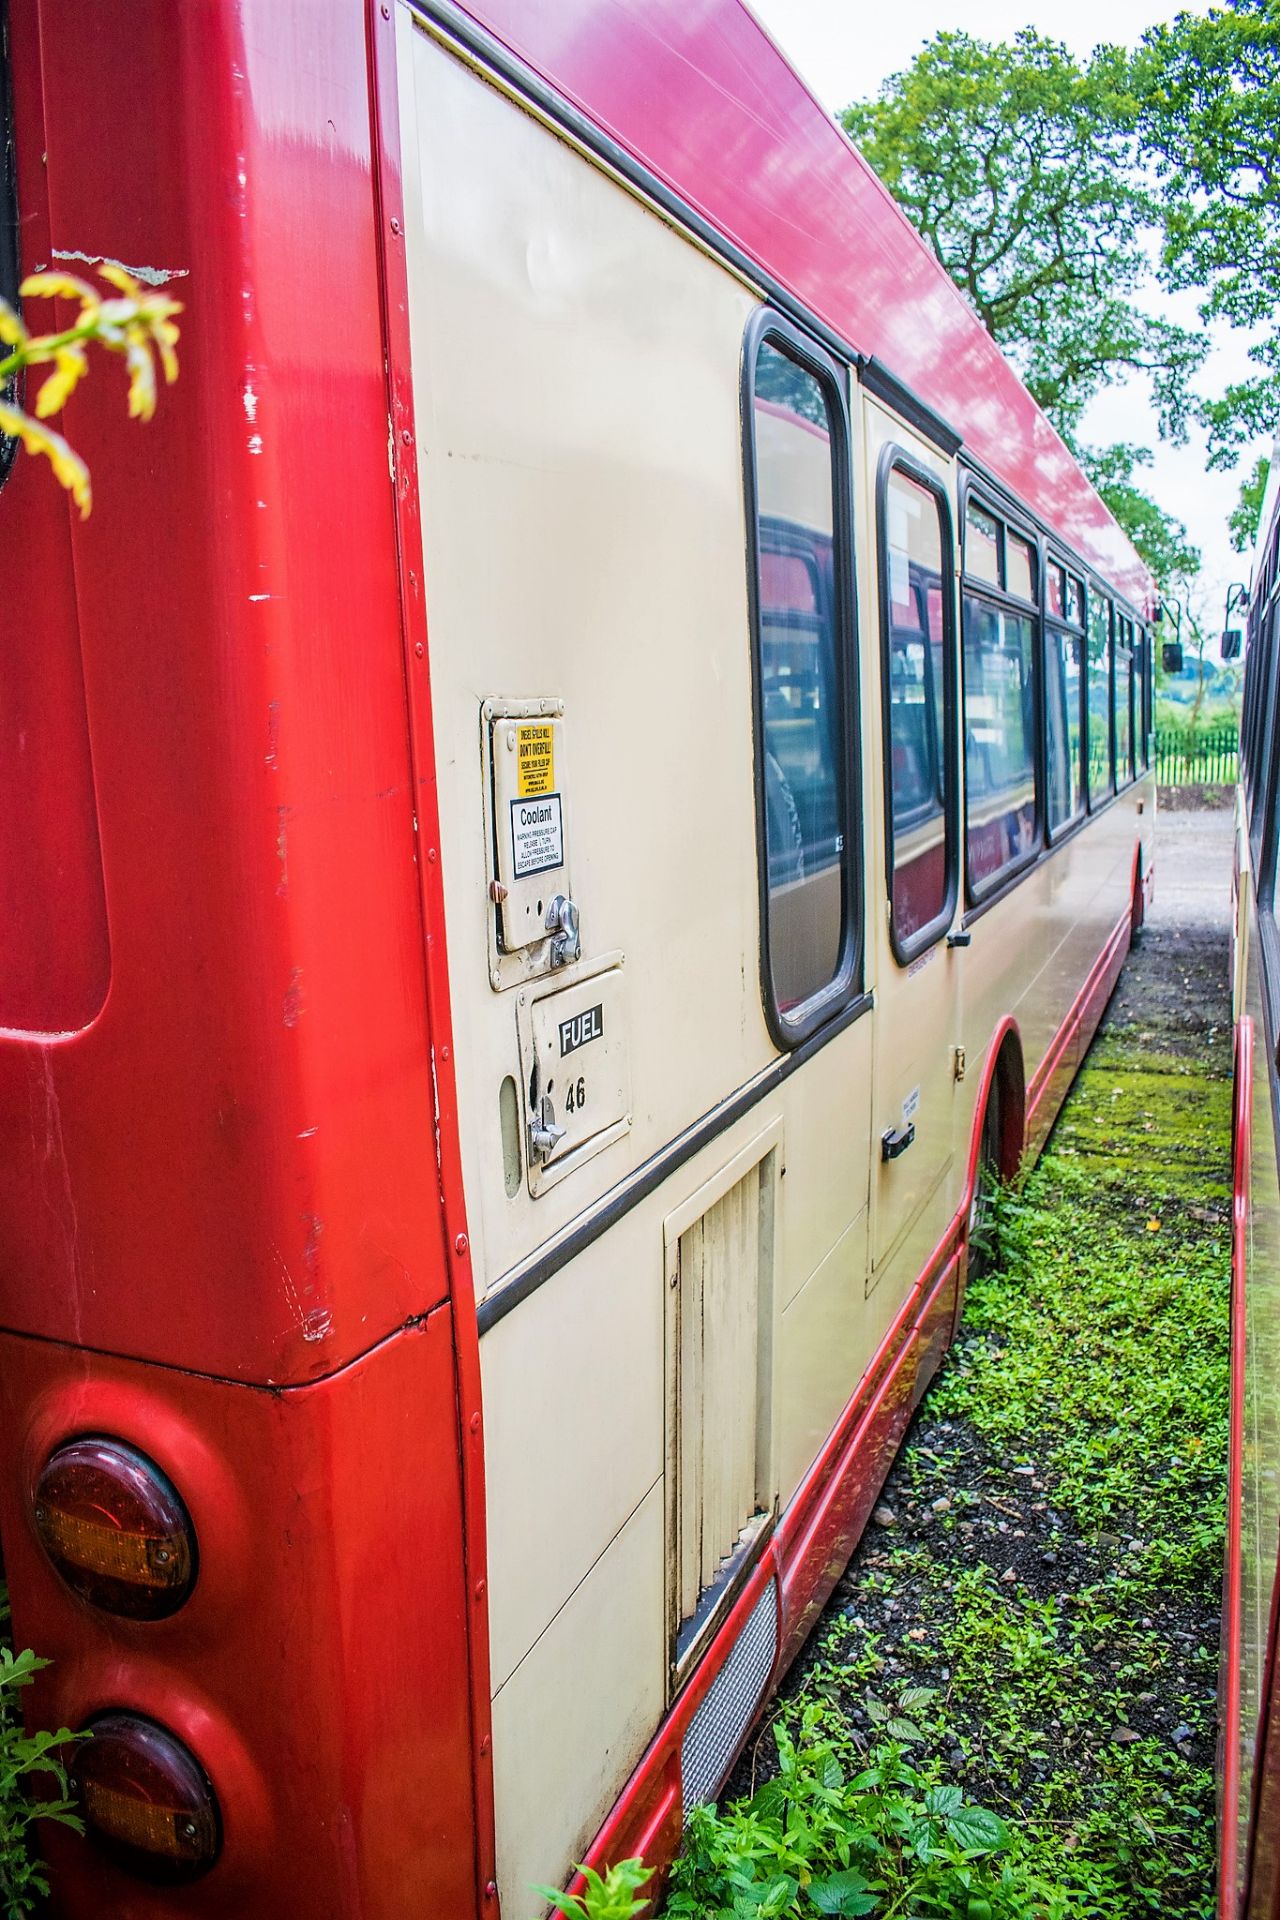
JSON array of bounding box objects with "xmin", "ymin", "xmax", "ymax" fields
[
  {"xmin": 946, "ymin": 930, "xmax": 972, "ymax": 949},
  {"xmin": 545, "ymin": 894, "xmax": 581, "ymax": 968},
  {"xmin": 528, "ymin": 1092, "xmax": 566, "ymax": 1164},
  {"xmin": 881, "ymin": 1123, "xmax": 915, "ymax": 1162}
]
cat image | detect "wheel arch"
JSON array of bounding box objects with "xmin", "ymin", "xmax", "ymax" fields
[{"xmin": 962, "ymin": 1016, "xmax": 1026, "ymax": 1219}]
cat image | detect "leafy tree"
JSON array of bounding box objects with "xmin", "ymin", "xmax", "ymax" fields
[
  {"xmin": 842, "ymin": 31, "xmax": 1205, "ymax": 448},
  {"xmin": 1230, "ymin": 454, "xmax": 1271, "ymax": 554},
  {"xmin": 1080, "ymin": 442, "xmax": 1200, "ymax": 594},
  {"xmin": 1127, "ymin": 2, "xmax": 1280, "ymax": 467}
]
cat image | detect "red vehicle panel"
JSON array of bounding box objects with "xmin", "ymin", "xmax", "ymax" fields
[
  {"xmin": 0, "ymin": 1309, "xmax": 481, "ymax": 1919},
  {"xmin": 0, "ymin": 0, "xmax": 461, "ymax": 1388}
]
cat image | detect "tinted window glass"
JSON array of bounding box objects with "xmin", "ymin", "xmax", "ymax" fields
[
  {"xmin": 965, "ymin": 499, "xmax": 1000, "ymax": 586},
  {"xmin": 964, "ymin": 596, "xmax": 1037, "ymax": 890},
  {"xmin": 1066, "ymin": 576, "xmax": 1084, "ymax": 627},
  {"xmin": 883, "ymin": 465, "xmax": 951, "ymax": 946},
  {"xmin": 1139, "ymin": 632, "xmax": 1151, "ymax": 767},
  {"xmin": 1113, "ymin": 616, "xmax": 1134, "ymax": 782},
  {"xmin": 1046, "ymin": 563, "xmax": 1065, "ymax": 620},
  {"xmin": 1006, "ymin": 532, "xmax": 1035, "ymax": 604},
  {"xmin": 1087, "ymin": 593, "xmax": 1113, "ymax": 802},
  {"xmin": 753, "ymin": 339, "xmax": 848, "ymax": 1019},
  {"xmin": 1046, "ymin": 628, "xmax": 1084, "ymax": 834}
]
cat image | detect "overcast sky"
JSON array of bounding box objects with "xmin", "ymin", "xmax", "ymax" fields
[{"xmin": 746, "ymin": 0, "xmax": 1268, "ymax": 615}]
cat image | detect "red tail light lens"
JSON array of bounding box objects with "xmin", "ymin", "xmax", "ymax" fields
[
  {"xmin": 70, "ymin": 1713, "xmax": 221, "ymax": 1882},
  {"xmin": 32, "ymin": 1437, "xmax": 196, "ymax": 1618}
]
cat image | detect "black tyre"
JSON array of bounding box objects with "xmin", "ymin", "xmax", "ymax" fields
[{"xmin": 967, "ymin": 1086, "xmax": 1001, "ymax": 1280}]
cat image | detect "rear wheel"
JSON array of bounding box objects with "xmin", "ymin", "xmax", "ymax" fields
[{"xmin": 967, "ymin": 1087, "xmax": 1001, "ymax": 1279}]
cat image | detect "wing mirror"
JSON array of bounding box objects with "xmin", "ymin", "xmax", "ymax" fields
[
  {"xmin": 1162, "ymin": 640, "xmax": 1184, "ymax": 673},
  {"xmin": 1221, "ymin": 628, "xmax": 1243, "ymax": 661}
]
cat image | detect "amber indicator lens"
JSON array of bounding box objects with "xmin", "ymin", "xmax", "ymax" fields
[
  {"xmin": 71, "ymin": 1713, "xmax": 221, "ymax": 1883},
  {"xmin": 33, "ymin": 1438, "xmax": 196, "ymax": 1619}
]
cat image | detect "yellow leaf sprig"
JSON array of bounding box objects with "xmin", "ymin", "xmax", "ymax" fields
[{"xmin": 0, "ymin": 263, "xmax": 183, "ymax": 518}]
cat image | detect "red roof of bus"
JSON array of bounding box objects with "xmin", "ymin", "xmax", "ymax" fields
[{"xmin": 455, "ymin": 0, "xmax": 1154, "ymax": 613}]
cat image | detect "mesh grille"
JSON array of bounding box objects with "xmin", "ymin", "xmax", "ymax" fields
[{"xmin": 680, "ymin": 1577, "xmax": 778, "ymax": 1813}]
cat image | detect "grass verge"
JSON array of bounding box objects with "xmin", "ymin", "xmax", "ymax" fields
[{"xmin": 669, "ymin": 926, "xmax": 1231, "ymax": 1918}]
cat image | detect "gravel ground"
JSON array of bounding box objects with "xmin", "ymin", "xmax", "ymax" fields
[{"xmin": 1150, "ymin": 803, "xmax": 1235, "ymax": 934}]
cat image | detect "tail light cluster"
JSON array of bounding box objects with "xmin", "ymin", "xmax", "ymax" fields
[
  {"xmin": 30, "ymin": 1435, "xmax": 221, "ymax": 1882},
  {"xmin": 33, "ymin": 1437, "xmax": 196, "ymax": 1619},
  {"xmin": 69, "ymin": 1713, "xmax": 221, "ymax": 1883}
]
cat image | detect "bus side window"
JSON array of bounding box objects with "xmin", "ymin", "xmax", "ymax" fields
[
  {"xmin": 1045, "ymin": 562, "xmax": 1085, "ymax": 836},
  {"xmin": 1114, "ymin": 615, "xmax": 1134, "ymax": 784},
  {"xmin": 1087, "ymin": 591, "xmax": 1114, "ymax": 804},
  {"xmin": 961, "ymin": 496, "xmax": 1038, "ymax": 896},
  {"xmin": 879, "ymin": 456, "xmax": 956, "ymax": 955},
  {"xmin": 748, "ymin": 324, "xmax": 859, "ymax": 1040}
]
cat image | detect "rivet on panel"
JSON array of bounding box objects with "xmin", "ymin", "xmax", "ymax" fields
[
  {"xmin": 485, "ymin": 1883, "xmax": 498, "ymax": 1902},
  {"xmin": 470, "ymin": 1412, "xmax": 481, "ymax": 1433},
  {"xmin": 441, "ymin": 1045, "xmax": 450, "ymax": 1062},
  {"xmin": 454, "ymin": 1233, "xmax": 469, "ymax": 1256},
  {"xmin": 401, "ymin": 428, "xmax": 412, "ymax": 446},
  {"xmin": 390, "ymin": 217, "xmax": 401, "ymax": 236},
  {"xmin": 474, "ymin": 1578, "xmax": 486, "ymax": 1601},
  {"xmin": 414, "ymin": 641, "xmax": 425, "ymax": 658}
]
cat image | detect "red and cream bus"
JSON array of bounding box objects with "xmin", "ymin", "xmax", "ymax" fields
[
  {"xmin": 1226, "ymin": 447, "xmax": 1280, "ymax": 1920},
  {"xmin": 1, "ymin": 2, "xmax": 1155, "ymax": 1913}
]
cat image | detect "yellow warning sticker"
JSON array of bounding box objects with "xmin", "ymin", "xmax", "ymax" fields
[{"xmin": 517, "ymin": 723, "xmax": 555, "ymax": 797}]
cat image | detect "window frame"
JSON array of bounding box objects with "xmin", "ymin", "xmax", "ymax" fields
[
  {"xmin": 743, "ymin": 307, "xmax": 863, "ymax": 1050},
  {"xmin": 875, "ymin": 444, "xmax": 959, "ymax": 964},
  {"xmin": 1085, "ymin": 584, "xmax": 1115, "ymax": 809},
  {"xmin": 958, "ymin": 477, "xmax": 1044, "ymax": 907},
  {"xmin": 1113, "ymin": 611, "xmax": 1136, "ymax": 789},
  {"xmin": 1042, "ymin": 548, "xmax": 1088, "ymax": 844}
]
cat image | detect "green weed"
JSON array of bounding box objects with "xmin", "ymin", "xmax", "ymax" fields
[
  {"xmin": 668, "ymin": 964, "xmax": 1228, "ymax": 1916},
  {"xmin": 0, "ymin": 1642, "xmax": 85, "ymax": 1919}
]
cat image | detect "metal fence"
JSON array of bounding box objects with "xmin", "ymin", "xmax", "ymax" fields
[{"xmin": 1152, "ymin": 725, "xmax": 1239, "ymax": 787}]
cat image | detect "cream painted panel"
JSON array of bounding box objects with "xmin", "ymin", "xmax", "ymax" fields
[
  {"xmin": 777, "ymin": 1016, "xmax": 874, "ymax": 1307},
  {"xmin": 481, "ymin": 1063, "xmax": 869, "ymax": 1726},
  {"xmin": 482, "ymin": 1199, "xmax": 663, "ymax": 1690},
  {"xmin": 776, "ymin": 1208, "xmax": 872, "ymax": 1503},
  {"xmin": 491, "ymin": 1484, "xmax": 666, "ymax": 1915},
  {"xmin": 398, "ymin": 26, "xmax": 769, "ymax": 1298},
  {"xmin": 860, "ymin": 399, "xmax": 963, "ymax": 1278},
  {"xmin": 1015, "ymin": 784, "xmax": 1148, "ymax": 1081}
]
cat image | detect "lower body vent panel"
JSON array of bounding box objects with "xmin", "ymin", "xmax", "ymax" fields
[{"xmin": 680, "ymin": 1577, "xmax": 778, "ymax": 1812}]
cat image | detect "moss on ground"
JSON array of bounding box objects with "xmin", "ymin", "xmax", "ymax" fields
[{"xmin": 671, "ymin": 920, "xmax": 1231, "ymax": 1918}]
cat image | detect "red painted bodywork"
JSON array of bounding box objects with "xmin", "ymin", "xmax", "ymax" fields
[
  {"xmin": 0, "ymin": 3, "xmax": 1151, "ymax": 1913},
  {"xmin": 2, "ymin": 3, "xmax": 490, "ymax": 1914},
  {"xmin": 1025, "ymin": 901, "xmax": 1133, "ymax": 1158},
  {"xmin": 1, "ymin": 1312, "xmax": 478, "ymax": 1918},
  {"xmin": 1, "ymin": 0, "xmax": 460, "ymax": 1387},
  {"xmin": 1222, "ymin": 1016, "xmax": 1251, "ymax": 1919}
]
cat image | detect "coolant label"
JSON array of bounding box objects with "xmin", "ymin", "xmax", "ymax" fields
[{"xmin": 510, "ymin": 794, "xmax": 564, "ymax": 878}]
